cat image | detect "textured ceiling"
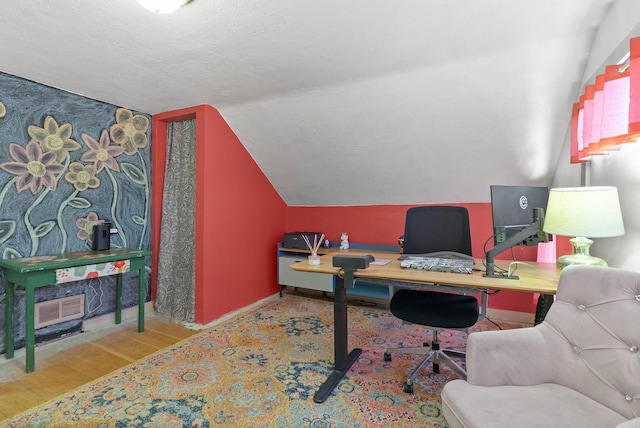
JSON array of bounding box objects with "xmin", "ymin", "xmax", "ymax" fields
[{"xmin": 1, "ymin": 0, "xmax": 636, "ymax": 205}]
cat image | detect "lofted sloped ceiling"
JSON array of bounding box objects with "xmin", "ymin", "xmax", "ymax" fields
[{"xmin": 1, "ymin": 0, "xmax": 637, "ymax": 206}]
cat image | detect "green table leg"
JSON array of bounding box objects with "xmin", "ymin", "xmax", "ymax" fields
[
  {"xmin": 138, "ymin": 267, "xmax": 145, "ymax": 332},
  {"xmin": 115, "ymin": 273, "xmax": 122, "ymax": 324},
  {"xmin": 4, "ymin": 282, "xmax": 14, "ymax": 359},
  {"xmin": 25, "ymin": 285, "xmax": 35, "ymax": 373}
]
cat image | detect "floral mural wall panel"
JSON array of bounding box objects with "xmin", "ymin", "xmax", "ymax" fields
[
  {"xmin": 0, "ymin": 113, "xmax": 150, "ymax": 256},
  {"xmin": 0, "ymin": 71, "xmax": 151, "ymax": 353}
]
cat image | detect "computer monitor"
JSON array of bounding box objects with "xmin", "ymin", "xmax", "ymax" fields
[
  {"xmin": 491, "ymin": 185, "xmax": 550, "ymax": 247},
  {"xmin": 485, "ymin": 185, "xmax": 551, "ymax": 279}
]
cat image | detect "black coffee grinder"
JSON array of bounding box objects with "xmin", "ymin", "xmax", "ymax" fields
[{"xmin": 93, "ymin": 222, "xmax": 111, "ymax": 251}]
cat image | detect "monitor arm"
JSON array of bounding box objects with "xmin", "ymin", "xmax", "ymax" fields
[
  {"xmin": 484, "ymin": 222, "xmax": 539, "ymax": 279},
  {"xmin": 484, "ymin": 207, "xmax": 548, "ymax": 279}
]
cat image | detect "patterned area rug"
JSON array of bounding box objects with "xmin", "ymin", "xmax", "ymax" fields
[{"xmin": 3, "ymin": 294, "xmax": 519, "ymax": 427}]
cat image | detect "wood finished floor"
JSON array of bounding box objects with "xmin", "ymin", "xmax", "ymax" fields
[{"xmin": 0, "ymin": 314, "xmax": 198, "ymax": 422}]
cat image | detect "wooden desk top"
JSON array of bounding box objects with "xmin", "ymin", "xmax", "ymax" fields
[{"xmin": 290, "ymin": 249, "xmax": 560, "ymax": 295}]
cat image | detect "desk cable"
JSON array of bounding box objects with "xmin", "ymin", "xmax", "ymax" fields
[
  {"xmin": 507, "ymin": 261, "xmax": 536, "ymax": 277},
  {"xmin": 482, "ymin": 234, "xmax": 531, "ymax": 280}
]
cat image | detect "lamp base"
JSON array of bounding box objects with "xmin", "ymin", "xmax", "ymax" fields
[{"xmin": 557, "ymin": 236, "xmax": 608, "ymax": 270}]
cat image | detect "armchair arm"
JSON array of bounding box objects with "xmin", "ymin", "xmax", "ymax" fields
[
  {"xmin": 466, "ymin": 325, "xmax": 553, "ymax": 387},
  {"xmin": 615, "ymin": 418, "xmax": 640, "ymax": 428}
]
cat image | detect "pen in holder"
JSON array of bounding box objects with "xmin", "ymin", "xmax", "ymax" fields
[{"xmin": 303, "ymin": 233, "xmax": 325, "ymax": 265}]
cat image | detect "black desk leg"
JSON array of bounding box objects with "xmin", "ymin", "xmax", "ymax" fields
[
  {"xmin": 313, "ymin": 272, "xmax": 362, "ymax": 403},
  {"xmin": 535, "ymin": 294, "xmax": 554, "ymax": 325}
]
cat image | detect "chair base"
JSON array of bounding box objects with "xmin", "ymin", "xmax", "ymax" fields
[{"xmin": 385, "ymin": 333, "xmax": 467, "ymax": 394}]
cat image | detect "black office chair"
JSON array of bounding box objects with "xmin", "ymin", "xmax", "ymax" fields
[{"xmin": 384, "ymin": 206, "xmax": 479, "ymax": 393}]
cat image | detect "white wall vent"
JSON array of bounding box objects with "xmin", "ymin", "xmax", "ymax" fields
[{"xmin": 35, "ymin": 295, "xmax": 85, "ymax": 329}]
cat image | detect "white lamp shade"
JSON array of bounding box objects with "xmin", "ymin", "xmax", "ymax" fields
[{"xmin": 543, "ymin": 186, "xmax": 625, "ymax": 238}]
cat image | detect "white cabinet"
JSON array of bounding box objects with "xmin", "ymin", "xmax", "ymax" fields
[{"xmin": 278, "ymin": 255, "xmax": 334, "ymax": 292}]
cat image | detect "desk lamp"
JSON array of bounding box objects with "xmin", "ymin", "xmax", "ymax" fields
[{"xmin": 542, "ymin": 186, "xmax": 625, "ymax": 269}]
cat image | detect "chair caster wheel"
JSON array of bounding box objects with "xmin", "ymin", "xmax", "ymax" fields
[
  {"xmin": 403, "ymin": 382, "xmax": 414, "ymax": 394},
  {"xmin": 383, "ymin": 352, "xmax": 392, "ymax": 361}
]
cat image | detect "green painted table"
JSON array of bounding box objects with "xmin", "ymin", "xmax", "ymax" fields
[{"xmin": 1, "ymin": 248, "xmax": 151, "ymax": 372}]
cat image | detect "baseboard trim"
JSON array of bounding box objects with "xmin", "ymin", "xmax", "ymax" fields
[
  {"xmin": 82, "ymin": 301, "xmax": 155, "ymax": 332},
  {"xmin": 183, "ymin": 293, "xmax": 281, "ymax": 331},
  {"xmin": 92, "ymin": 295, "xmax": 533, "ymax": 332}
]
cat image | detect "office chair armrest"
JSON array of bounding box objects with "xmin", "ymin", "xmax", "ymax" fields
[{"xmin": 466, "ymin": 326, "xmax": 552, "ymax": 387}]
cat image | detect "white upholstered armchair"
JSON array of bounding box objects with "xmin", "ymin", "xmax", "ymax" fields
[{"xmin": 441, "ymin": 265, "xmax": 640, "ymax": 428}]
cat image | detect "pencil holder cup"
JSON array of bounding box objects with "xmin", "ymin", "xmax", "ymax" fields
[{"xmin": 308, "ymin": 255, "xmax": 321, "ymax": 265}]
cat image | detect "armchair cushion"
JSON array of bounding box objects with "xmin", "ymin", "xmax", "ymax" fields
[
  {"xmin": 442, "ymin": 381, "xmax": 627, "ymax": 428},
  {"xmin": 441, "ymin": 265, "xmax": 640, "ymax": 428}
]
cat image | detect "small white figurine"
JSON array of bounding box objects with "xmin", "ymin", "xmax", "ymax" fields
[{"xmin": 339, "ymin": 232, "xmax": 350, "ymax": 250}]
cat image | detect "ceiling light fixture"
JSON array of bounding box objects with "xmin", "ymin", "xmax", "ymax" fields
[{"xmin": 137, "ymin": 0, "xmax": 192, "ymax": 14}]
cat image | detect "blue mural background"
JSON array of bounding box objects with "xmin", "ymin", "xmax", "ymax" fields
[{"xmin": 0, "ymin": 71, "xmax": 152, "ymax": 353}]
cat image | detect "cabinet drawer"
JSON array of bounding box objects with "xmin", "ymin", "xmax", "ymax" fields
[{"xmin": 278, "ymin": 256, "xmax": 334, "ymax": 292}]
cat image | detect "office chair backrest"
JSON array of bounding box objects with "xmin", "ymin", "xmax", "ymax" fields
[{"xmin": 402, "ymin": 206, "xmax": 472, "ymax": 256}]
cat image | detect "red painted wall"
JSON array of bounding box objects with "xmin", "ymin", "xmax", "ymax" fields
[
  {"xmin": 151, "ymin": 105, "xmax": 567, "ymax": 321},
  {"xmin": 152, "ymin": 105, "xmax": 288, "ymax": 324}
]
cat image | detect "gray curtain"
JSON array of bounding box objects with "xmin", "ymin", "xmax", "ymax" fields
[{"xmin": 156, "ymin": 119, "xmax": 196, "ymax": 322}]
